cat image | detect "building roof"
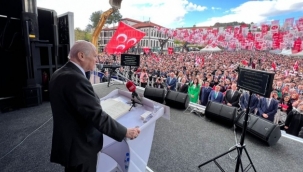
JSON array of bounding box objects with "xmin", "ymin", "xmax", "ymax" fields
[
  {"xmin": 103, "ymin": 26, "xmax": 118, "ymax": 31},
  {"xmin": 102, "ymin": 18, "xmax": 165, "ymax": 31},
  {"xmin": 132, "ymin": 21, "xmax": 163, "ymax": 29},
  {"xmin": 120, "ymin": 18, "xmax": 142, "ymax": 24},
  {"xmin": 175, "ymin": 26, "xmax": 211, "ymax": 30}
]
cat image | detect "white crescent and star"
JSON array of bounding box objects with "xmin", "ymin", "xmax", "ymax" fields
[
  {"xmin": 116, "ymin": 45, "xmax": 125, "ymax": 50},
  {"xmin": 127, "ymin": 38, "xmax": 137, "ymax": 45},
  {"xmin": 116, "ymin": 34, "xmax": 127, "ymax": 42}
]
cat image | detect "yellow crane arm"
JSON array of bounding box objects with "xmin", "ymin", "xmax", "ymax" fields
[{"xmin": 91, "ymin": 8, "xmax": 115, "ymax": 49}]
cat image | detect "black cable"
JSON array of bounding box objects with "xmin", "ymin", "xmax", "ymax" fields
[
  {"xmin": 0, "ymin": 116, "xmax": 53, "ymax": 160},
  {"xmin": 6, "ymin": 32, "xmax": 20, "ymax": 50}
]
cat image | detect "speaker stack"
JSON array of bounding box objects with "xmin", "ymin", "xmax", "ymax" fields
[
  {"xmin": 165, "ymin": 91, "xmax": 189, "ymax": 109},
  {"xmin": 236, "ymin": 113, "xmax": 281, "ymax": 146},
  {"xmin": 143, "ymin": 87, "xmax": 166, "ymax": 104},
  {"xmin": 204, "ymin": 101, "xmax": 237, "ymax": 127},
  {"xmin": 143, "ymin": 88, "xmax": 190, "ymax": 110}
]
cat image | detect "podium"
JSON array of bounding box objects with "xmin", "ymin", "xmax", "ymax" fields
[{"xmin": 97, "ymin": 89, "xmax": 170, "ymax": 172}]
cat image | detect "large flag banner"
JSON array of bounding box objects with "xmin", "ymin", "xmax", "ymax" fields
[
  {"xmin": 296, "ymin": 17, "xmax": 303, "ymax": 31},
  {"xmin": 106, "ymin": 22, "xmax": 145, "ymax": 54}
]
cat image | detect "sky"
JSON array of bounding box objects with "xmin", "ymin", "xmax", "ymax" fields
[{"xmin": 37, "ymin": 0, "xmax": 303, "ymax": 30}]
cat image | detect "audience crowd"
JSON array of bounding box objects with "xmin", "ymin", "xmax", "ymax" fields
[{"xmin": 96, "ymin": 50, "xmax": 303, "ymax": 139}]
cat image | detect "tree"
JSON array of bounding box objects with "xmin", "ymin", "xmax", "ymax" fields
[
  {"xmin": 74, "ymin": 27, "xmax": 92, "ymax": 42},
  {"xmin": 89, "ymin": 11, "xmax": 103, "ymax": 28},
  {"xmin": 106, "ymin": 10, "xmax": 122, "ymax": 25},
  {"xmin": 159, "ymin": 38, "xmax": 169, "ymax": 54}
]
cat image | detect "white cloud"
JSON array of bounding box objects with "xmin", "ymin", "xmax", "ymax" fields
[
  {"xmin": 37, "ymin": 0, "xmax": 207, "ymax": 30},
  {"xmin": 211, "ymin": 7, "xmax": 221, "ymax": 10},
  {"xmin": 197, "ymin": 0, "xmax": 303, "ymax": 26},
  {"xmin": 186, "ymin": 2, "xmax": 207, "ymax": 11}
]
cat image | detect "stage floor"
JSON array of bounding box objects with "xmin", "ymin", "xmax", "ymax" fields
[{"xmin": 0, "ymin": 82, "xmax": 302, "ymax": 172}]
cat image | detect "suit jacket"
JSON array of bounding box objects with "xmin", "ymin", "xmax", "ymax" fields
[
  {"xmin": 224, "ymin": 89, "xmax": 241, "ymax": 107},
  {"xmin": 257, "ymin": 97, "xmax": 278, "ymax": 122},
  {"xmin": 199, "ymin": 86, "xmax": 212, "ymax": 106},
  {"xmin": 177, "ymin": 82, "xmax": 188, "ymax": 93},
  {"xmin": 166, "ymin": 77, "xmax": 177, "ymax": 91},
  {"xmin": 49, "ymin": 62, "xmax": 127, "ymax": 167},
  {"xmin": 208, "ymin": 90, "xmax": 224, "ymax": 103},
  {"xmin": 239, "ymin": 92, "xmax": 259, "ymax": 113}
]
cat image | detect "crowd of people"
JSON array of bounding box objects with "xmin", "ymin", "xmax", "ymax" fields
[{"xmin": 96, "ymin": 50, "xmax": 303, "ymax": 139}]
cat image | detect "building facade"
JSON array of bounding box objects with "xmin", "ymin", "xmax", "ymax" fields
[{"xmin": 99, "ymin": 18, "xmax": 174, "ymax": 52}]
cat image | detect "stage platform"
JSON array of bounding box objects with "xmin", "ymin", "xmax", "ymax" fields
[{"xmin": 0, "ymin": 82, "xmax": 302, "ymax": 172}]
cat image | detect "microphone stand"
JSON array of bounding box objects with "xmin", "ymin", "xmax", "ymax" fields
[
  {"xmin": 198, "ymin": 91, "xmax": 256, "ymax": 172},
  {"xmin": 129, "ymin": 92, "xmax": 142, "ymax": 111}
]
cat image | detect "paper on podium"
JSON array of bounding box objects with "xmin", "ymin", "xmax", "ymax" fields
[{"xmin": 101, "ymin": 98, "xmax": 131, "ymax": 120}]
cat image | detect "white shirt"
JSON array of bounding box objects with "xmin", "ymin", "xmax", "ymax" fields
[{"xmin": 70, "ymin": 61, "xmax": 86, "ymax": 77}]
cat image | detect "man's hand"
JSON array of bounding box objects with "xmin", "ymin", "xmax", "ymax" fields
[
  {"xmin": 126, "ymin": 127, "xmax": 140, "ymax": 140},
  {"xmin": 227, "ymin": 103, "xmax": 232, "ymax": 106},
  {"xmin": 262, "ymin": 113, "xmax": 268, "ymax": 118}
]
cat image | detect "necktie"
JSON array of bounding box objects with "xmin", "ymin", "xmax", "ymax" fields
[
  {"xmin": 267, "ymin": 98, "xmax": 271, "ymax": 107},
  {"xmin": 215, "ymin": 92, "xmax": 218, "ymax": 99},
  {"xmin": 231, "ymin": 90, "xmax": 234, "ymax": 97}
]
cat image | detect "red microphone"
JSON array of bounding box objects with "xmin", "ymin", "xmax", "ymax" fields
[
  {"xmin": 126, "ymin": 81, "xmax": 141, "ymax": 101},
  {"xmin": 126, "ymin": 81, "xmax": 136, "ymax": 92}
]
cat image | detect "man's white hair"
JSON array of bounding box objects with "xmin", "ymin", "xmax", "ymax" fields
[{"xmin": 68, "ymin": 40, "xmax": 96, "ymax": 59}]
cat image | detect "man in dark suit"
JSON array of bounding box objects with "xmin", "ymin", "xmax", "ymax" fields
[
  {"xmin": 199, "ymin": 80, "xmax": 212, "ymax": 106},
  {"xmin": 239, "ymin": 91, "xmax": 259, "ymax": 113},
  {"xmin": 166, "ymin": 72, "xmax": 177, "ymax": 91},
  {"xmin": 256, "ymin": 91, "xmax": 279, "ymax": 122},
  {"xmin": 49, "ymin": 40, "xmax": 140, "ymax": 172},
  {"xmin": 224, "ymin": 83, "xmax": 241, "ymax": 107},
  {"xmin": 176, "ymin": 77, "xmax": 188, "ymax": 93}
]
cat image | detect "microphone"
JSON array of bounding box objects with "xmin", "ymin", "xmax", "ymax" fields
[{"xmin": 126, "ymin": 81, "xmax": 141, "ymax": 101}]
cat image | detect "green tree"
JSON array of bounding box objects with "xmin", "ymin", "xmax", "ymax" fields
[
  {"xmin": 74, "ymin": 27, "xmax": 92, "ymax": 42},
  {"xmin": 89, "ymin": 11, "xmax": 103, "ymax": 28},
  {"xmin": 106, "ymin": 10, "xmax": 122, "ymax": 25}
]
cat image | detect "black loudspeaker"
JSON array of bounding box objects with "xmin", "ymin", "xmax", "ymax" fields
[
  {"xmin": 205, "ymin": 101, "xmax": 237, "ymax": 127},
  {"xmin": 236, "ymin": 113, "xmax": 281, "ymax": 146},
  {"xmin": 165, "ymin": 91, "xmax": 189, "ymax": 109},
  {"xmin": 144, "ymin": 87, "xmax": 165, "ymax": 103},
  {"xmin": 22, "ymin": 0, "xmax": 39, "ymax": 41}
]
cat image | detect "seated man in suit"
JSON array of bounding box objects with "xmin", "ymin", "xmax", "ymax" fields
[
  {"xmin": 224, "ymin": 83, "xmax": 241, "ymax": 107},
  {"xmin": 153, "ymin": 77, "xmax": 165, "ymax": 89},
  {"xmin": 239, "ymin": 91, "xmax": 259, "ymax": 114},
  {"xmin": 166, "ymin": 72, "xmax": 177, "ymax": 91},
  {"xmin": 176, "ymin": 77, "xmax": 188, "ymax": 93},
  {"xmin": 208, "ymin": 85, "xmax": 224, "ymax": 103},
  {"xmin": 256, "ymin": 91, "xmax": 279, "ymax": 122},
  {"xmin": 49, "ymin": 40, "xmax": 140, "ymax": 172},
  {"xmin": 199, "ymin": 80, "xmax": 212, "ymax": 106}
]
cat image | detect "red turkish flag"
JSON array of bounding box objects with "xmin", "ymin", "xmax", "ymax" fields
[
  {"xmin": 296, "ymin": 17, "xmax": 303, "ymax": 31},
  {"xmin": 168, "ymin": 47, "xmax": 174, "ymax": 55},
  {"xmin": 293, "ymin": 61, "xmax": 299, "ymax": 71},
  {"xmin": 292, "ymin": 38, "xmax": 302, "ymax": 53},
  {"xmin": 143, "ymin": 47, "xmax": 150, "ymax": 54},
  {"xmin": 106, "ymin": 22, "xmax": 145, "ymax": 54}
]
